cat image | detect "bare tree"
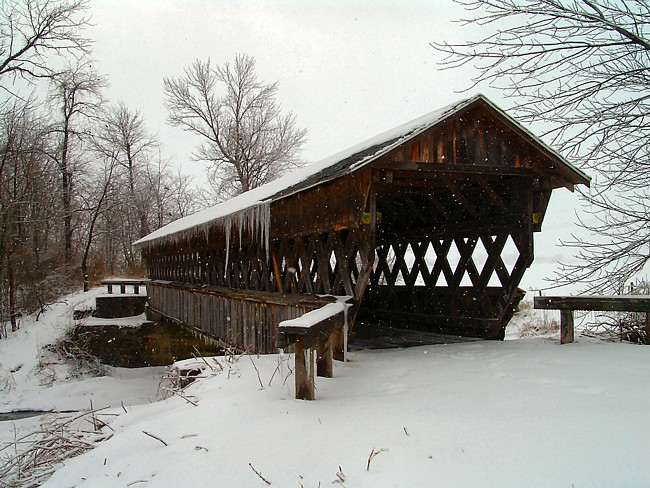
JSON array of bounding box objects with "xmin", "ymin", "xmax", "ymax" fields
[
  {"xmin": 0, "ymin": 99, "xmax": 57, "ymax": 333},
  {"xmin": 0, "ymin": 0, "xmax": 91, "ymax": 91},
  {"xmin": 78, "ymin": 151, "xmax": 117, "ymax": 291},
  {"xmin": 47, "ymin": 62, "xmax": 105, "ymax": 265},
  {"xmin": 95, "ymin": 102, "xmax": 156, "ymax": 237},
  {"xmin": 145, "ymin": 159, "xmax": 200, "ymax": 228},
  {"xmin": 92, "ymin": 102, "xmax": 167, "ymax": 272},
  {"xmin": 164, "ymin": 54, "xmax": 307, "ymax": 200},
  {"xmin": 433, "ymin": 0, "xmax": 650, "ymax": 293}
]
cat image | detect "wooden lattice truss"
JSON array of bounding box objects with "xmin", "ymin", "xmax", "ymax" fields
[{"xmin": 141, "ymin": 95, "xmax": 589, "ymax": 343}]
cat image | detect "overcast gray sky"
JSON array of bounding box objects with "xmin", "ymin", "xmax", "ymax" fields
[
  {"xmin": 86, "ymin": 0, "xmax": 583, "ymax": 293},
  {"xmin": 88, "ymin": 0, "xmax": 499, "ymax": 163}
]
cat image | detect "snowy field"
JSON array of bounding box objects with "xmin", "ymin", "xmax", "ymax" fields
[{"xmin": 2, "ymin": 289, "xmax": 650, "ymax": 487}]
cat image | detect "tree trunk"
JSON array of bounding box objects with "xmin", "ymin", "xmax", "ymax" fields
[
  {"xmin": 7, "ymin": 258, "xmax": 17, "ymax": 332},
  {"xmin": 61, "ymin": 117, "xmax": 73, "ymax": 266}
]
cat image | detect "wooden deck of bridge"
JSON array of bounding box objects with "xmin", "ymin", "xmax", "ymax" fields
[{"xmin": 349, "ymin": 320, "xmax": 483, "ymax": 350}]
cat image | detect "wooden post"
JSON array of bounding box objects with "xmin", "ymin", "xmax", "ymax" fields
[
  {"xmin": 294, "ymin": 336, "xmax": 314, "ymax": 400},
  {"xmin": 645, "ymin": 312, "xmax": 650, "ymax": 345},
  {"xmin": 331, "ymin": 327, "xmax": 345, "ymax": 361},
  {"xmin": 316, "ymin": 335, "xmax": 333, "ymax": 378},
  {"xmin": 134, "ymin": 284, "xmax": 140, "ymax": 294},
  {"xmin": 309, "ymin": 347, "xmax": 315, "ymax": 398},
  {"xmin": 107, "ymin": 283, "xmax": 113, "ymax": 294},
  {"xmin": 120, "ymin": 283, "xmax": 126, "ymax": 294},
  {"xmin": 560, "ymin": 310, "xmax": 575, "ymax": 344}
]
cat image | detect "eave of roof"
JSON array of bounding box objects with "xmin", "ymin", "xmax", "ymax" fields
[
  {"xmin": 475, "ymin": 96, "xmax": 591, "ymax": 188},
  {"xmin": 133, "ymin": 94, "xmax": 589, "ymax": 250}
]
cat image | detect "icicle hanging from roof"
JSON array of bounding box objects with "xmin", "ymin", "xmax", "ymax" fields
[
  {"xmin": 139, "ymin": 201, "xmax": 271, "ymax": 270},
  {"xmin": 222, "ymin": 201, "xmax": 270, "ymax": 270}
]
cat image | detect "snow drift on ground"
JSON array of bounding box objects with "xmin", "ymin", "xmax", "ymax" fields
[
  {"xmin": 0, "ymin": 288, "xmax": 164, "ymax": 414},
  {"xmin": 3, "ymin": 292, "xmax": 650, "ymax": 487},
  {"xmin": 0, "ymin": 288, "xmax": 166, "ymax": 460}
]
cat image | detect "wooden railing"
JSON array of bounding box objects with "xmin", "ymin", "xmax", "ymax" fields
[
  {"xmin": 101, "ymin": 278, "xmax": 148, "ymax": 295},
  {"xmin": 278, "ymin": 302, "xmax": 349, "ymax": 400},
  {"xmin": 147, "ymin": 280, "xmax": 338, "ymax": 354},
  {"xmin": 534, "ymin": 295, "xmax": 650, "ymax": 344}
]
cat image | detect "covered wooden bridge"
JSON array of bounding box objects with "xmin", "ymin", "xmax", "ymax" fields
[{"xmin": 133, "ymin": 94, "xmax": 589, "ymax": 354}]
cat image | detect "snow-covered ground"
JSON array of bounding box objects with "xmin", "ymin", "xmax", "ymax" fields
[
  {"xmin": 0, "ymin": 288, "xmax": 164, "ymax": 414},
  {"xmin": 0, "ymin": 288, "xmax": 166, "ymax": 470},
  {"xmin": 2, "ymin": 290, "xmax": 650, "ymax": 487}
]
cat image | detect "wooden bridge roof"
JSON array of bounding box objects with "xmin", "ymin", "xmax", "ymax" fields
[{"xmin": 133, "ymin": 94, "xmax": 589, "ymax": 251}]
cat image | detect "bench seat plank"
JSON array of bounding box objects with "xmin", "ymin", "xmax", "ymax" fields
[
  {"xmin": 534, "ymin": 295, "xmax": 650, "ymax": 345},
  {"xmin": 277, "ymin": 302, "xmax": 349, "ymax": 400},
  {"xmin": 535, "ymin": 295, "xmax": 650, "ymax": 312}
]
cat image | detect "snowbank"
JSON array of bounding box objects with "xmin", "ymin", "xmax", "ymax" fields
[{"xmin": 42, "ymin": 338, "xmax": 650, "ymax": 488}]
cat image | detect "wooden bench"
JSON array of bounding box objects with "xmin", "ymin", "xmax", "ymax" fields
[
  {"xmin": 101, "ymin": 278, "xmax": 149, "ymax": 295},
  {"xmin": 533, "ymin": 295, "xmax": 650, "ymax": 344},
  {"xmin": 277, "ymin": 302, "xmax": 349, "ymax": 400}
]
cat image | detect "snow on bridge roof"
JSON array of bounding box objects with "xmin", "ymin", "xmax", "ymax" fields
[{"xmin": 132, "ymin": 94, "xmax": 589, "ymax": 250}]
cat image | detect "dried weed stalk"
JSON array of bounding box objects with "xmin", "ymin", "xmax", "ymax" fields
[
  {"xmin": 37, "ymin": 327, "xmax": 108, "ymax": 386},
  {"xmin": 0, "ymin": 408, "xmax": 112, "ymax": 488}
]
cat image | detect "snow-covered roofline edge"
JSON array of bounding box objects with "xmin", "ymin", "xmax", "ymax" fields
[{"xmin": 132, "ymin": 93, "xmax": 589, "ymax": 252}]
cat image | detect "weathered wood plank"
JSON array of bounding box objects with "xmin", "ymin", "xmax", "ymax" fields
[
  {"xmin": 101, "ymin": 278, "xmax": 148, "ymax": 295},
  {"xmin": 316, "ymin": 335, "xmax": 333, "ymax": 378},
  {"xmin": 560, "ymin": 310, "xmax": 575, "ymax": 345},
  {"xmin": 534, "ymin": 295, "xmax": 650, "ymax": 345},
  {"xmin": 278, "ymin": 303, "xmax": 348, "ymax": 399},
  {"xmin": 534, "ymin": 295, "xmax": 650, "ymax": 312},
  {"xmin": 148, "ymin": 280, "xmax": 338, "ymax": 354},
  {"xmin": 277, "ymin": 308, "xmax": 346, "ymax": 350},
  {"xmin": 294, "ymin": 337, "xmax": 313, "ymax": 400}
]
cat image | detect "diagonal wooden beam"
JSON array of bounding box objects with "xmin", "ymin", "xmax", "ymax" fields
[
  {"xmin": 427, "ymin": 193, "xmax": 450, "ymax": 220},
  {"xmin": 430, "ymin": 238, "xmax": 455, "ymax": 286},
  {"xmin": 476, "ymin": 176, "xmax": 507, "ymax": 210},
  {"xmin": 409, "ymin": 240, "xmax": 433, "ymax": 287},
  {"xmin": 448, "ymin": 236, "xmax": 478, "ymax": 293}
]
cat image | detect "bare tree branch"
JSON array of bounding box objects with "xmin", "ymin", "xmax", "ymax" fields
[
  {"xmin": 164, "ymin": 54, "xmax": 307, "ymax": 201},
  {"xmin": 433, "ymin": 0, "xmax": 650, "ymax": 293},
  {"xmin": 0, "ymin": 0, "xmax": 92, "ymax": 87}
]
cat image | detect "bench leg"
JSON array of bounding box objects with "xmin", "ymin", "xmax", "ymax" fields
[
  {"xmin": 294, "ymin": 337, "xmax": 314, "ymax": 400},
  {"xmin": 317, "ymin": 335, "xmax": 333, "ymax": 378},
  {"xmin": 331, "ymin": 327, "xmax": 345, "ymax": 361},
  {"xmin": 560, "ymin": 310, "xmax": 575, "ymax": 344}
]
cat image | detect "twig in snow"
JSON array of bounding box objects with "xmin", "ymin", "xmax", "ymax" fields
[
  {"xmin": 192, "ymin": 346, "xmax": 214, "ymax": 371},
  {"xmin": 212, "ymin": 357, "xmax": 224, "ymax": 371},
  {"xmin": 121, "ymin": 400, "xmax": 128, "ymax": 414},
  {"xmin": 90, "ymin": 399, "xmax": 98, "ymax": 431},
  {"xmin": 142, "ymin": 431, "xmax": 167, "ymax": 447},
  {"xmin": 85, "ymin": 416, "xmax": 113, "ymax": 432},
  {"xmin": 282, "ymin": 361, "xmax": 294, "ymax": 386},
  {"xmin": 366, "ymin": 447, "xmax": 388, "ymax": 471},
  {"xmin": 268, "ymin": 355, "xmax": 284, "ymax": 386},
  {"xmin": 248, "ymin": 462, "xmax": 271, "ymax": 485},
  {"xmin": 0, "ymin": 409, "xmax": 110, "ymax": 487},
  {"xmin": 331, "ymin": 467, "xmax": 346, "ymax": 487},
  {"xmin": 248, "ymin": 354, "xmax": 264, "ymax": 389},
  {"xmin": 403, "ymin": 426, "xmax": 409, "ymax": 436},
  {"xmin": 161, "ymin": 386, "xmax": 199, "ymax": 406}
]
